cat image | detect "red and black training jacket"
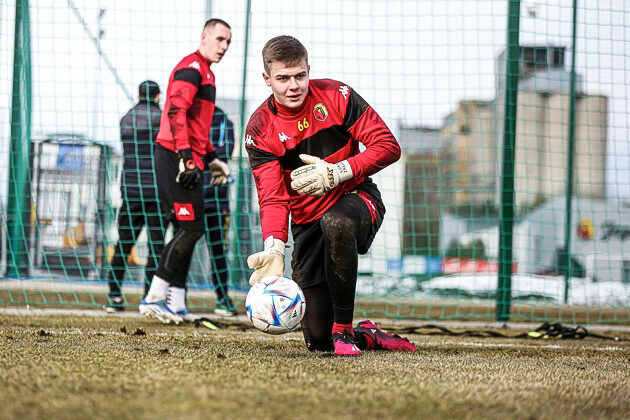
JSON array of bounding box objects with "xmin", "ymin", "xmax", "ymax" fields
[
  {"xmin": 245, "ymin": 79, "xmax": 401, "ymax": 242},
  {"xmin": 156, "ymin": 50, "xmax": 217, "ymax": 169}
]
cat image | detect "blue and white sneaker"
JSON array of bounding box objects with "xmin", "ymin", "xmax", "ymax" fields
[
  {"xmin": 174, "ymin": 309, "xmax": 202, "ymax": 323},
  {"xmin": 139, "ymin": 299, "xmax": 184, "ymax": 324}
]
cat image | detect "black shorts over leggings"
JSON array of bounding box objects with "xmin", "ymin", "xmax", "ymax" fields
[
  {"xmin": 291, "ymin": 181, "xmax": 385, "ymax": 351},
  {"xmin": 154, "ymin": 145, "xmax": 205, "ymax": 287}
]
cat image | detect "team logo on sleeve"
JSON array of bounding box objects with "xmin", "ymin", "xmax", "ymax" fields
[
  {"xmin": 245, "ymin": 134, "xmax": 256, "ymax": 147},
  {"xmin": 339, "ymin": 85, "xmax": 349, "ymax": 99},
  {"xmin": 313, "ymin": 103, "xmax": 329, "ymax": 122},
  {"xmin": 189, "ymin": 61, "xmax": 201, "ymax": 70}
]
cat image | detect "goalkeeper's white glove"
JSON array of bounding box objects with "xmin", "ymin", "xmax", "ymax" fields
[
  {"xmin": 290, "ymin": 154, "xmax": 353, "ymax": 197},
  {"xmin": 247, "ymin": 237, "xmax": 286, "ymax": 286},
  {"xmin": 208, "ymin": 158, "xmax": 230, "ymax": 185}
]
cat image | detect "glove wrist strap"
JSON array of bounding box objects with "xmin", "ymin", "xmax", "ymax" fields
[
  {"xmin": 268, "ymin": 248, "xmax": 284, "ymax": 257},
  {"xmin": 335, "ymin": 160, "xmax": 353, "ymax": 183},
  {"xmin": 264, "ymin": 236, "xmax": 286, "ymax": 257}
]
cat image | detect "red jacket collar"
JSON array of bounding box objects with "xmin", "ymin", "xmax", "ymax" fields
[{"xmin": 194, "ymin": 50, "xmax": 212, "ymax": 66}]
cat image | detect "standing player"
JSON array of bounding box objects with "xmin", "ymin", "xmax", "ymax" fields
[
  {"xmin": 106, "ymin": 80, "xmax": 166, "ymax": 312},
  {"xmin": 140, "ymin": 19, "xmax": 232, "ymax": 324},
  {"xmin": 245, "ymin": 36, "xmax": 417, "ymax": 356}
]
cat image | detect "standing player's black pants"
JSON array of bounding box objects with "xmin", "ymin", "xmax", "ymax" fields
[
  {"xmin": 109, "ymin": 197, "xmax": 166, "ymax": 297},
  {"xmin": 291, "ymin": 182, "xmax": 385, "ymax": 351},
  {"xmin": 154, "ymin": 145, "xmax": 205, "ymax": 288},
  {"xmin": 204, "ymin": 209, "xmax": 230, "ymax": 303}
]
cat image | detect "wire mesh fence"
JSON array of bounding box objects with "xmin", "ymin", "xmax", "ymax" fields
[{"xmin": 1, "ymin": 0, "xmax": 628, "ymax": 322}]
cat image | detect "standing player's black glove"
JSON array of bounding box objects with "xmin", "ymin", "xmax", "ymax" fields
[{"xmin": 175, "ymin": 148, "xmax": 201, "ymax": 189}]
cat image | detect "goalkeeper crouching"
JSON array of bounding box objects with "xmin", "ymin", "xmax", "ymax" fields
[{"xmin": 244, "ymin": 35, "xmax": 417, "ymax": 356}]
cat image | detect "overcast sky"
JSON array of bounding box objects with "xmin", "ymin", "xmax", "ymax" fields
[{"xmin": 0, "ymin": 0, "xmax": 628, "ymax": 200}]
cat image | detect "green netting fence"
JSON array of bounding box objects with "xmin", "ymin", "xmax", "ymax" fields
[{"xmin": 1, "ymin": 0, "xmax": 628, "ymax": 323}]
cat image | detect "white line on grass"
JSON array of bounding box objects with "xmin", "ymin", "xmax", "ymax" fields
[{"xmin": 419, "ymin": 340, "xmax": 625, "ymax": 352}]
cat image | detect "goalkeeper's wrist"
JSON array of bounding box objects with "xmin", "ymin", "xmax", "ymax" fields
[
  {"xmin": 264, "ymin": 236, "xmax": 286, "ymax": 257},
  {"xmin": 335, "ymin": 160, "xmax": 353, "ymax": 183}
]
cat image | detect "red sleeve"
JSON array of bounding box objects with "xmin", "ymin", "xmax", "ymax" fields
[
  {"xmin": 251, "ymin": 161, "xmax": 291, "ymax": 242},
  {"xmin": 167, "ymin": 67, "xmax": 201, "ymax": 151},
  {"xmin": 245, "ymin": 111, "xmax": 290, "ymax": 242},
  {"xmin": 346, "ymin": 104, "xmax": 401, "ymax": 178}
]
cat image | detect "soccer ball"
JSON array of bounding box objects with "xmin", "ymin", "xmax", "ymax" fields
[{"xmin": 245, "ymin": 275, "xmax": 306, "ymax": 335}]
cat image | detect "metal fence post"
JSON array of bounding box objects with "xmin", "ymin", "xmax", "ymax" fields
[
  {"xmin": 563, "ymin": 0, "xmax": 579, "ymax": 304},
  {"xmin": 496, "ymin": 0, "xmax": 521, "ymax": 322},
  {"xmin": 231, "ymin": 0, "xmax": 253, "ymax": 287},
  {"xmin": 7, "ymin": 0, "xmax": 32, "ymax": 277}
]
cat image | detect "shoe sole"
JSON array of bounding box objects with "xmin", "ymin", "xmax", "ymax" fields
[
  {"xmin": 334, "ymin": 342, "xmax": 362, "ymax": 357},
  {"xmin": 334, "ymin": 351, "xmax": 362, "ymax": 357},
  {"xmin": 139, "ymin": 305, "xmax": 183, "ymax": 325},
  {"xmin": 104, "ymin": 307, "xmax": 124, "ymax": 314},
  {"xmin": 180, "ymin": 314, "xmax": 202, "ymax": 323}
]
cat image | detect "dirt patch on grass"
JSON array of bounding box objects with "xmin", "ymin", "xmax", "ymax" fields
[{"xmin": 0, "ymin": 315, "xmax": 629, "ymax": 419}]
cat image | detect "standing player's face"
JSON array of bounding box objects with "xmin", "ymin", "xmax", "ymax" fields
[
  {"xmin": 201, "ymin": 23, "xmax": 232, "ymax": 63},
  {"xmin": 263, "ymin": 60, "xmax": 310, "ymax": 109}
]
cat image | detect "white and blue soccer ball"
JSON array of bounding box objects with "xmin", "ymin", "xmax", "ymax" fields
[{"xmin": 245, "ymin": 275, "xmax": 306, "ymax": 335}]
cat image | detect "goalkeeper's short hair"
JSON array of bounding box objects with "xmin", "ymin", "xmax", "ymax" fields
[{"xmin": 262, "ymin": 35, "xmax": 308, "ymax": 74}]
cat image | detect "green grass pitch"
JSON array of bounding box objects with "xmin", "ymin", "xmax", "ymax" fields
[{"xmin": 1, "ymin": 314, "xmax": 629, "ymax": 419}]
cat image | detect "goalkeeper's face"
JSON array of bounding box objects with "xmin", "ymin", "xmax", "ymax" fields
[{"xmin": 263, "ymin": 60, "xmax": 310, "ymax": 109}]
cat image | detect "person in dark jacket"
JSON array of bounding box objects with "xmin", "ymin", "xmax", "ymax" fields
[
  {"xmin": 106, "ymin": 80, "xmax": 167, "ymax": 312},
  {"xmin": 203, "ymin": 106, "xmax": 236, "ymax": 316}
]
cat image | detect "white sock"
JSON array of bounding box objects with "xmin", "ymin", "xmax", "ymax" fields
[
  {"xmin": 145, "ymin": 276, "xmax": 169, "ymax": 303},
  {"xmin": 167, "ymin": 287, "xmax": 186, "ymax": 313}
]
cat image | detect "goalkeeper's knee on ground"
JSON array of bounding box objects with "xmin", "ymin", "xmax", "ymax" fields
[{"xmin": 302, "ymin": 328, "xmax": 333, "ymax": 352}]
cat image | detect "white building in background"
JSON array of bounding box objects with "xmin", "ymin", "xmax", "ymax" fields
[
  {"xmin": 440, "ymin": 197, "xmax": 630, "ymax": 282},
  {"xmin": 499, "ymin": 90, "xmax": 608, "ymax": 210},
  {"xmin": 496, "ymin": 45, "xmax": 608, "ymax": 210},
  {"xmin": 514, "ymin": 197, "xmax": 629, "ymax": 282},
  {"xmin": 443, "ymin": 45, "xmax": 608, "ymax": 211},
  {"xmin": 434, "ymin": 44, "xmax": 612, "ymax": 280}
]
